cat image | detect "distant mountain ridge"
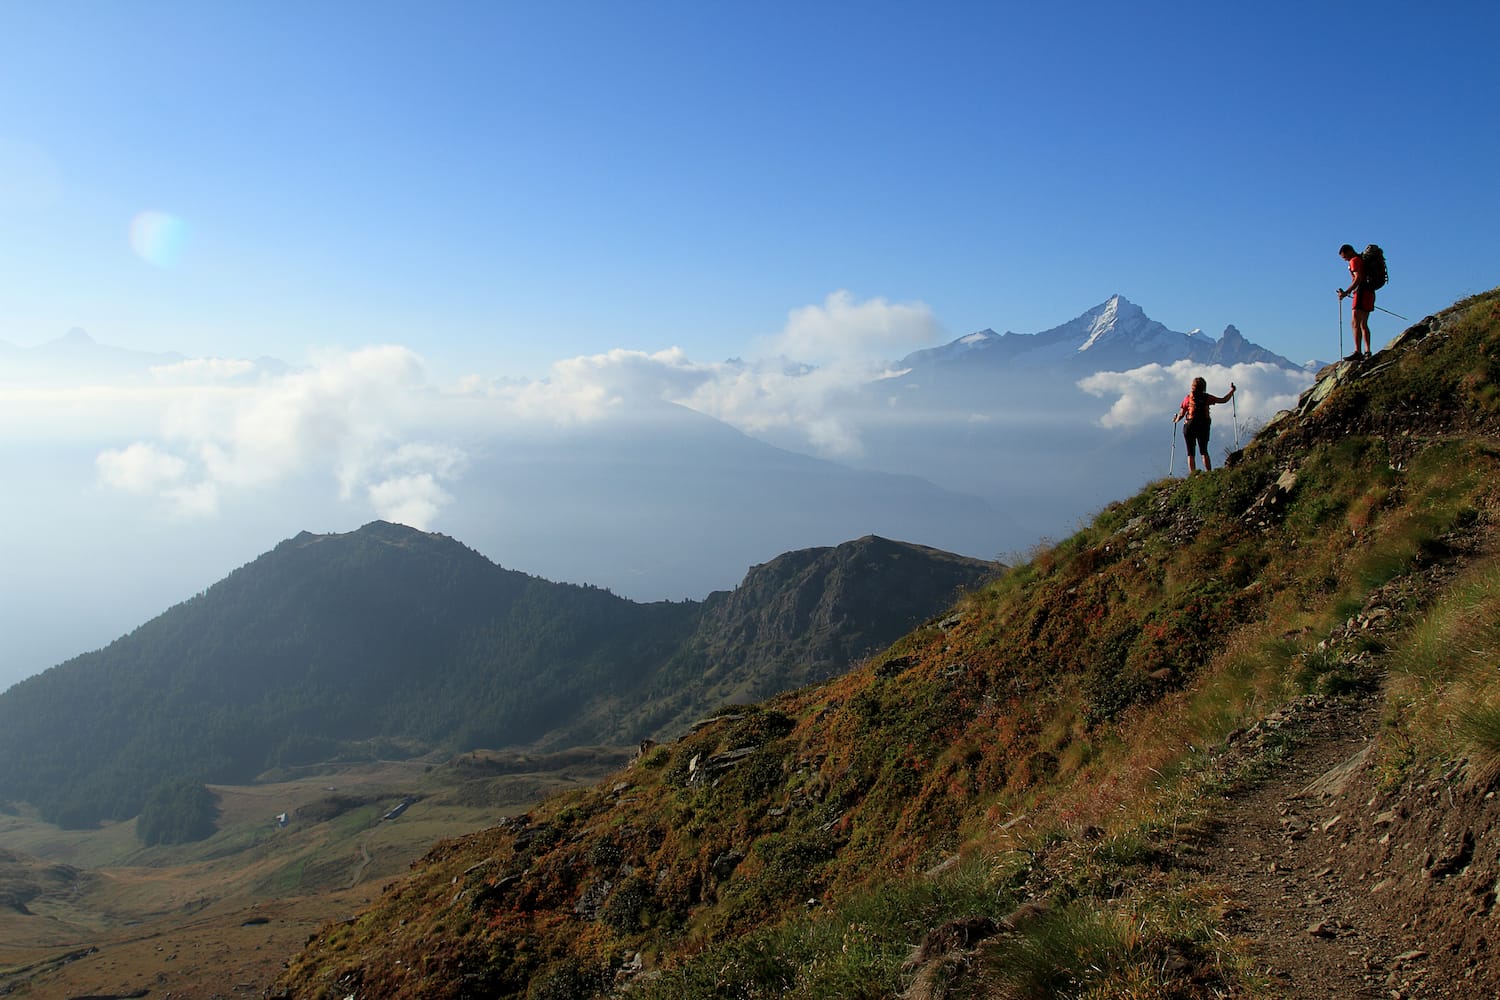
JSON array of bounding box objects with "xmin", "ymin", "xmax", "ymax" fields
[
  {"xmin": 0, "ymin": 326, "xmax": 186, "ymax": 379},
  {"xmin": 898, "ymin": 294, "xmax": 1304, "ymax": 374},
  {"xmin": 821, "ymin": 294, "xmax": 1315, "ymax": 545},
  {"xmin": 0, "ymin": 523, "xmax": 997, "ymax": 829}
]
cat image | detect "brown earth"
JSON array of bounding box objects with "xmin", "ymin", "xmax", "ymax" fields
[
  {"xmin": 1188, "ymin": 571, "xmax": 1500, "ymax": 999},
  {"xmin": 0, "ymin": 887, "xmax": 362, "ymax": 1000},
  {"xmin": 1192, "ymin": 691, "xmax": 1499, "ymax": 999},
  {"xmin": 0, "ymin": 756, "xmax": 614, "ymax": 999}
]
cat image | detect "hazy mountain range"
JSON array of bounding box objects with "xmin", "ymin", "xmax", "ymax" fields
[
  {"xmin": 0, "ymin": 523, "xmax": 996, "ymax": 829},
  {"xmin": 0, "ymin": 295, "xmax": 1313, "ymax": 689},
  {"xmin": 758, "ymin": 294, "xmax": 1313, "ymax": 538}
]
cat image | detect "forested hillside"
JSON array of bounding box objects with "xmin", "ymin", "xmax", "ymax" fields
[
  {"xmin": 274, "ymin": 288, "xmax": 1500, "ymax": 998},
  {"xmin": 0, "ymin": 528, "xmax": 995, "ymax": 831}
]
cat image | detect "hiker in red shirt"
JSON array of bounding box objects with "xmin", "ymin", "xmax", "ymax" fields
[
  {"xmin": 1173, "ymin": 376, "xmax": 1236, "ymax": 474},
  {"xmin": 1338, "ymin": 243, "xmax": 1375, "ymax": 361}
]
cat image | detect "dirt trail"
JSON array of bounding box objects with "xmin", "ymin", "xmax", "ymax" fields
[
  {"xmin": 1196, "ymin": 697, "xmax": 1396, "ymax": 998},
  {"xmin": 1185, "ymin": 407, "xmax": 1500, "ymax": 999},
  {"xmin": 1193, "ymin": 682, "xmax": 1499, "ymax": 998},
  {"xmin": 350, "ymin": 837, "xmax": 374, "ymax": 889}
]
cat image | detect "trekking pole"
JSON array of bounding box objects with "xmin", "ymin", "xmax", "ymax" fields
[
  {"xmin": 1374, "ymin": 304, "xmax": 1410, "ymax": 322},
  {"xmin": 1232, "ymin": 391, "xmax": 1241, "ymax": 449},
  {"xmin": 1338, "ymin": 292, "xmax": 1344, "ymax": 358},
  {"xmin": 1169, "ymin": 419, "xmax": 1176, "ymax": 477}
]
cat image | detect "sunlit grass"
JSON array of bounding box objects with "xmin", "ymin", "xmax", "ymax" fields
[
  {"xmin": 1385, "ymin": 560, "xmax": 1500, "ymax": 783},
  {"xmin": 641, "ymin": 855, "xmax": 1013, "ymax": 999},
  {"xmin": 1456, "ymin": 702, "xmax": 1500, "ymax": 784},
  {"xmin": 978, "ymin": 884, "xmax": 1243, "ymax": 1000}
]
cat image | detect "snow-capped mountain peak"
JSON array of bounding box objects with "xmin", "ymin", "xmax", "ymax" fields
[
  {"xmin": 895, "ymin": 296, "xmax": 1300, "ymax": 374},
  {"xmin": 1077, "ymin": 294, "xmax": 1149, "ymax": 352}
]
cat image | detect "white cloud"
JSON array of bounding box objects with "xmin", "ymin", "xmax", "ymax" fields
[
  {"xmin": 501, "ymin": 347, "xmax": 716, "ymax": 423},
  {"xmin": 512, "ymin": 347, "xmax": 880, "ymax": 456},
  {"xmin": 675, "ymin": 359, "xmax": 875, "ymax": 456},
  {"xmin": 1078, "ymin": 360, "xmax": 1312, "ymax": 430},
  {"xmin": 757, "ymin": 290, "xmax": 941, "ymax": 364},
  {"xmin": 84, "ymin": 345, "xmax": 471, "ymax": 522},
  {"xmin": 416, "ymin": 292, "xmax": 941, "ymax": 459},
  {"xmin": 95, "ymin": 443, "xmax": 218, "ymax": 517},
  {"xmin": 95, "ymin": 442, "xmax": 187, "ymax": 494},
  {"xmin": 150, "ymin": 357, "xmax": 257, "ymax": 381},
  {"xmin": 368, "ymin": 473, "xmax": 451, "ymax": 529},
  {"xmin": 382, "ymin": 442, "xmax": 468, "ymax": 479},
  {"xmin": 82, "ymin": 343, "xmax": 709, "ymax": 525},
  {"xmin": 551, "ymin": 347, "xmax": 709, "ymax": 399},
  {"xmin": 802, "ymin": 416, "xmax": 864, "ymax": 456},
  {"xmin": 162, "ymin": 481, "xmax": 220, "ymax": 518},
  {"xmin": 464, "ymin": 344, "xmax": 873, "ymax": 457},
  {"xmin": 58, "ymin": 291, "xmax": 943, "ymax": 523}
]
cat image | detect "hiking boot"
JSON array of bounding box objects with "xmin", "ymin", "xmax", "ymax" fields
[{"xmin": 1344, "ymin": 352, "xmax": 1362, "ymax": 362}]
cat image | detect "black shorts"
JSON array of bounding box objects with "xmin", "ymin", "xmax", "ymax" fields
[{"xmin": 1184, "ymin": 419, "xmax": 1210, "ymax": 454}]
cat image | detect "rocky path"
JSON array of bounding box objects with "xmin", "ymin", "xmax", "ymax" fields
[{"xmin": 1195, "ymin": 691, "xmax": 1492, "ymax": 1000}]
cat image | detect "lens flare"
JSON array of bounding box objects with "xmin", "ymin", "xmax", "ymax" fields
[{"xmin": 129, "ymin": 210, "xmax": 190, "ymax": 268}]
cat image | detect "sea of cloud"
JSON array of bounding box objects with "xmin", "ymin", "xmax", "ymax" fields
[
  {"xmin": 0, "ymin": 290, "xmax": 1314, "ymax": 688},
  {"xmin": 1080, "ymin": 360, "xmax": 1312, "ymax": 432},
  {"xmin": 3, "ymin": 293, "xmax": 1316, "ymax": 535},
  {"xmin": 2, "ymin": 292, "xmax": 939, "ymax": 533}
]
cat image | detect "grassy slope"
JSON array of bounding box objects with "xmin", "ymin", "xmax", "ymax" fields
[{"xmin": 275, "ymin": 289, "xmax": 1500, "ymax": 1000}]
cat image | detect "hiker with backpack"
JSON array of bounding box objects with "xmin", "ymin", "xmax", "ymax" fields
[
  {"xmin": 1338, "ymin": 243, "xmax": 1385, "ymax": 361},
  {"xmin": 1173, "ymin": 377, "xmax": 1236, "ymax": 474}
]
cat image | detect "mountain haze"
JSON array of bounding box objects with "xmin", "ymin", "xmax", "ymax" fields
[
  {"xmin": 0, "ymin": 526, "xmax": 996, "ymax": 830},
  {"xmin": 0, "ymin": 326, "xmax": 189, "ymax": 381},
  {"xmin": 3, "ymin": 296, "xmax": 1303, "ymax": 695},
  {"xmin": 814, "ymin": 295, "xmax": 1313, "ymax": 545},
  {"xmin": 0, "ymin": 368, "xmax": 1006, "ymax": 692},
  {"xmin": 437, "ymin": 399, "xmax": 1009, "ymax": 601}
]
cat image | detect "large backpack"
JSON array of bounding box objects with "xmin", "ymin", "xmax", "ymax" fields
[{"xmin": 1361, "ymin": 244, "xmax": 1388, "ymax": 290}]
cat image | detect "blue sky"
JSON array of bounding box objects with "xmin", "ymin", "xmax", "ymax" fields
[
  {"xmin": 1, "ymin": 2, "xmax": 1499, "ymax": 688},
  {"xmin": 4, "ymin": 1, "xmax": 1496, "ymax": 374}
]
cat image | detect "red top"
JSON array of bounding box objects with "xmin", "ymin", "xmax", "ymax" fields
[
  {"xmin": 1181, "ymin": 389, "xmax": 1232, "ymax": 423},
  {"xmin": 1348, "ymin": 253, "xmax": 1375, "ymax": 309},
  {"xmin": 1179, "ymin": 392, "xmax": 1203, "ymax": 423}
]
